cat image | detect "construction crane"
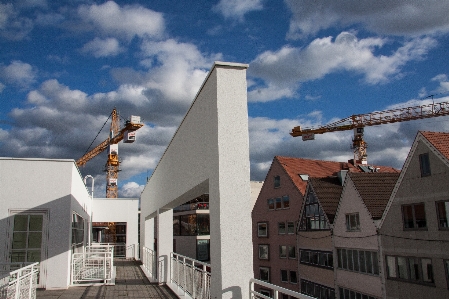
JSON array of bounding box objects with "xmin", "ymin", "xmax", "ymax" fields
[
  {"xmin": 76, "ymin": 108, "xmax": 144, "ymax": 198},
  {"xmin": 290, "ymin": 100, "xmax": 449, "ymax": 165}
]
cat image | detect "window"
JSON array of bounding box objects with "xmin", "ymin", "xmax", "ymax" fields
[
  {"xmin": 386, "ymin": 255, "xmax": 434, "ymax": 284},
  {"xmin": 268, "ymin": 198, "xmax": 274, "ymax": 210},
  {"xmin": 419, "ymin": 153, "xmax": 431, "ymax": 177},
  {"xmin": 281, "ymin": 269, "xmax": 288, "ymax": 282},
  {"xmin": 402, "ymin": 203, "xmax": 427, "ymax": 229},
  {"xmin": 274, "ymin": 175, "xmax": 280, "ymax": 188},
  {"xmin": 338, "ymin": 287, "xmax": 379, "ymax": 299},
  {"xmin": 299, "ymin": 192, "xmax": 329, "ymax": 230},
  {"xmin": 337, "ymin": 248, "xmax": 378, "ymax": 275},
  {"xmin": 279, "ymin": 245, "xmax": 287, "ymax": 258},
  {"xmin": 180, "ymin": 214, "xmax": 197, "ymax": 235},
  {"xmin": 300, "ymin": 279, "xmax": 335, "ymax": 299},
  {"xmin": 259, "ymin": 245, "xmax": 269, "ymax": 260},
  {"xmin": 287, "ymin": 222, "xmax": 295, "ymax": 234},
  {"xmin": 436, "ymin": 201, "xmax": 449, "ymax": 229},
  {"xmin": 173, "ymin": 216, "xmax": 181, "ymax": 236},
  {"xmin": 278, "ymin": 222, "xmax": 286, "ymax": 234},
  {"xmin": 258, "ymin": 222, "xmax": 268, "ymax": 237},
  {"xmin": 260, "ymin": 267, "xmax": 270, "ymax": 282},
  {"xmin": 345, "ymin": 213, "xmax": 360, "ymax": 231},
  {"xmin": 275, "ymin": 197, "xmax": 282, "ymax": 209},
  {"xmin": 71, "ymin": 213, "xmax": 84, "ymax": 250},
  {"xmin": 260, "ymin": 290, "xmax": 271, "ymax": 298},
  {"xmin": 300, "ymin": 249, "xmax": 333, "ymax": 269},
  {"xmin": 290, "ymin": 271, "xmax": 297, "ymax": 284},
  {"xmin": 282, "ymin": 196, "xmax": 290, "ymax": 209},
  {"xmin": 288, "ymin": 246, "xmax": 296, "ymax": 259},
  {"xmin": 269, "ymin": 196, "xmax": 290, "ymax": 210},
  {"xmin": 11, "ymin": 214, "xmax": 44, "ymax": 263}
]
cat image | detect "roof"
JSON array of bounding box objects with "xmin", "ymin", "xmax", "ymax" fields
[
  {"xmin": 308, "ymin": 176, "xmax": 343, "ymax": 224},
  {"xmin": 275, "ymin": 156, "xmax": 399, "ymax": 195},
  {"xmin": 349, "ymin": 172, "xmax": 400, "ymax": 219},
  {"xmin": 420, "ymin": 131, "xmax": 449, "ymax": 161}
]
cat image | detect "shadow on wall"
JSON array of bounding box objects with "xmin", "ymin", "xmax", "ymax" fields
[{"xmin": 0, "ymin": 195, "xmax": 89, "ymax": 288}]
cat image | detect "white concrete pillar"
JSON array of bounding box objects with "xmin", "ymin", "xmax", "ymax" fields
[
  {"xmin": 157, "ymin": 209, "xmax": 173, "ymax": 283},
  {"xmin": 209, "ymin": 64, "xmax": 253, "ymax": 299}
]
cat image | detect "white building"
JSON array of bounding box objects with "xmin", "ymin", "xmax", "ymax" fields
[{"xmin": 0, "ymin": 158, "xmax": 91, "ymax": 289}]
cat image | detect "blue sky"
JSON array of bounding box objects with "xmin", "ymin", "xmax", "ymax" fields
[{"xmin": 1, "ymin": 0, "xmax": 449, "ymax": 197}]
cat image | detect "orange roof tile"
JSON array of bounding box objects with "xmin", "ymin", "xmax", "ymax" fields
[
  {"xmin": 275, "ymin": 156, "xmax": 398, "ymax": 195},
  {"xmin": 421, "ymin": 131, "xmax": 449, "ymax": 161}
]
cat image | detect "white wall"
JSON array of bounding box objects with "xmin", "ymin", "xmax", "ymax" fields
[
  {"xmin": 92, "ymin": 198, "xmax": 139, "ymax": 257},
  {"xmin": 140, "ymin": 62, "xmax": 252, "ymax": 298},
  {"xmin": 0, "ymin": 158, "xmax": 91, "ymax": 289}
]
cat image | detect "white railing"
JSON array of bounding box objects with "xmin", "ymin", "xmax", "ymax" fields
[
  {"xmin": 126, "ymin": 244, "xmax": 136, "ymax": 260},
  {"xmin": 90, "ymin": 243, "xmax": 125, "ymax": 257},
  {"xmin": 141, "ymin": 247, "xmax": 157, "ymax": 282},
  {"xmin": 0, "ymin": 262, "xmax": 39, "ymax": 299},
  {"xmin": 170, "ymin": 253, "xmax": 210, "ymax": 299},
  {"xmin": 249, "ymin": 278, "xmax": 315, "ymax": 299},
  {"xmin": 71, "ymin": 246, "xmax": 114, "ymax": 285}
]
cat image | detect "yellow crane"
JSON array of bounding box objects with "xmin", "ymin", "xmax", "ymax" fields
[
  {"xmin": 76, "ymin": 108, "xmax": 144, "ymax": 198},
  {"xmin": 290, "ymin": 100, "xmax": 449, "ymax": 165}
]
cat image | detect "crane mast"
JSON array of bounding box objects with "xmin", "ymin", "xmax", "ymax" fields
[
  {"xmin": 291, "ymin": 100, "xmax": 449, "ymax": 164},
  {"xmin": 76, "ymin": 108, "xmax": 144, "ymax": 198}
]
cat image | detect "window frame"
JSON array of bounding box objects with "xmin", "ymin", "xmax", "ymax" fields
[
  {"xmin": 436, "ymin": 200, "xmax": 449, "ymax": 230},
  {"xmin": 287, "ymin": 222, "xmax": 295, "ymax": 234},
  {"xmin": 259, "ymin": 267, "xmax": 270, "ymax": 282},
  {"xmin": 402, "ymin": 203, "xmax": 427, "ymax": 230},
  {"xmin": 300, "ymin": 249, "xmax": 333, "ymax": 269},
  {"xmin": 337, "ymin": 248, "xmax": 379, "ymax": 275},
  {"xmin": 258, "ymin": 244, "xmax": 269, "ymax": 260},
  {"xmin": 289, "ymin": 271, "xmax": 298, "ymax": 284},
  {"xmin": 267, "ymin": 198, "xmax": 275, "ymax": 210},
  {"xmin": 281, "ymin": 269, "xmax": 288, "ymax": 283},
  {"xmin": 386, "ymin": 255, "xmax": 434, "ymax": 285},
  {"xmin": 279, "ymin": 245, "xmax": 287, "ymax": 259},
  {"xmin": 345, "ymin": 213, "xmax": 360, "ymax": 231},
  {"xmin": 274, "ymin": 175, "xmax": 281, "ymax": 188},
  {"xmin": 257, "ymin": 222, "xmax": 268, "ymax": 237},
  {"xmin": 419, "ymin": 153, "xmax": 431, "ymax": 177},
  {"xmin": 338, "ymin": 287, "xmax": 380, "ymax": 299},
  {"xmin": 288, "ymin": 245, "xmax": 296, "ymax": 259},
  {"xmin": 278, "ymin": 222, "xmax": 286, "ymax": 234},
  {"xmin": 444, "ymin": 259, "xmax": 449, "ymax": 289}
]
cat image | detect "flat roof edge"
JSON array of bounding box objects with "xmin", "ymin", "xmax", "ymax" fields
[
  {"xmin": 0, "ymin": 157, "xmax": 75, "ymax": 162},
  {"xmin": 213, "ymin": 61, "xmax": 249, "ymax": 69}
]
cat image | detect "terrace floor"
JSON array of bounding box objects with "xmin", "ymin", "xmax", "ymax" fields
[{"xmin": 36, "ymin": 259, "xmax": 178, "ymax": 299}]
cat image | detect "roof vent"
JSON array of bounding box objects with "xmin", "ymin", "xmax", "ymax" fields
[{"xmin": 337, "ymin": 170, "xmax": 348, "ymax": 185}]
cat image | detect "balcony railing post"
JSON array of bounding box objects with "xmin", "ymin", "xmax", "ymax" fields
[
  {"xmin": 14, "ymin": 268, "xmax": 20, "ymax": 299},
  {"xmin": 192, "ymin": 262, "xmax": 195, "ymax": 299}
]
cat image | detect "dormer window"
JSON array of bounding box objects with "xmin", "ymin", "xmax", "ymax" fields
[
  {"xmin": 299, "ymin": 174, "xmax": 309, "ymax": 181},
  {"xmin": 274, "ymin": 176, "xmax": 280, "ymax": 188}
]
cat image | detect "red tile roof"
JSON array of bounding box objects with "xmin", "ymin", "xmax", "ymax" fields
[
  {"xmin": 275, "ymin": 156, "xmax": 399, "ymax": 195},
  {"xmin": 421, "ymin": 131, "xmax": 449, "ymax": 161},
  {"xmin": 349, "ymin": 172, "xmax": 400, "ymax": 219}
]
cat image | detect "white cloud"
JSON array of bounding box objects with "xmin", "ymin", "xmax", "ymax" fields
[
  {"xmin": 213, "ymin": 0, "xmax": 264, "ymax": 21},
  {"xmin": 0, "ymin": 3, "xmax": 33, "ymax": 40},
  {"xmin": 0, "ymin": 60, "xmax": 37, "ymax": 88},
  {"xmin": 82, "ymin": 37, "xmax": 124, "ymax": 58},
  {"xmin": 249, "ymin": 32, "xmax": 437, "ymax": 101},
  {"xmin": 119, "ymin": 181, "xmax": 144, "ymax": 198},
  {"xmin": 78, "ymin": 1, "xmax": 165, "ymax": 40},
  {"xmin": 431, "ymin": 74, "xmax": 449, "ymax": 93},
  {"xmin": 286, "ymin": 0, "xmax": 449, "ymax": 38}
]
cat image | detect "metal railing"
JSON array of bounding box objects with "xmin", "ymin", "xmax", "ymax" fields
[
  {"xmin": 170, "ymin": 253, "xmax": 210, "ymax": 299},
  {"xmin": 90, "ymin": 243, "xmax": 126, "ymax": 257},
  {"xmin": 142, "ymin": 247, "xmax": 157, "ymax": 282},
  {"xmin": 126, "ymin": 244, "xmax": 137, "ymax": 260},
  {"xmin": 249, "ymin": 278, "xmax": 315, "ymax": 299},
  {"xmin": 0, "ymin": 262, "xmax": 39, "ymax": 299},
  {"xmin": 71, "ymin": 245, "xmax": 114, "ymax": 285}
]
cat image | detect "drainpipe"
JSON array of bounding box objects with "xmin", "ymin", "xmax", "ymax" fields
[{"xmin": 84, "ymin": 175, "xmax": 94, "ymax": 246}]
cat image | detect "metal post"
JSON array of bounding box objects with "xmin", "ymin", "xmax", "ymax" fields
[{"xmin": 83, "ymin": 175, "xmax": 94, "ymax": 246}]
